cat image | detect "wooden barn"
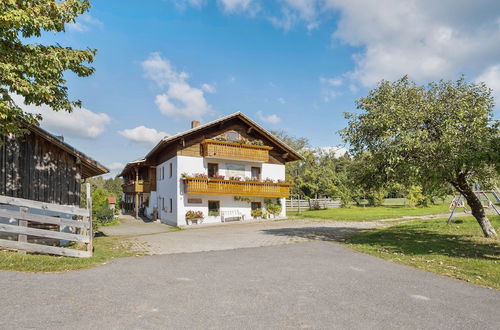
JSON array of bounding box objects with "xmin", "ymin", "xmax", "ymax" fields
[{"xmin": 0, "ymin": 123, "xmax": 109, "ymax": 206}]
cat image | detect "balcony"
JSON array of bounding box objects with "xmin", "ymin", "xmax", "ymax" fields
[
  {"xmin": 122, "ymin": 180, "xmax": 152, "ymax": 193},
  {"xmin": 183, "ymin": 177, "xmax": 291, "ymax": 198},
  {"xmin": 201, "ymin": 139, "xmax": 272, "ymax": 162}
]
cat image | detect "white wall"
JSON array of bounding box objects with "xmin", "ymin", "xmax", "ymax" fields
[
  {"xmin": 156, "ymin": 157, "xmax": 179, "ymax": 226},
  {"xmin": 157, "ymin": 155, "xmax": 288, "ymax": 226}
]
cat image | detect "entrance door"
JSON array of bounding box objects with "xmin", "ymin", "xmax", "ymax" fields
[{"xmin": 208, "ymin": 200, "xmax": 220, "ymax": 216}]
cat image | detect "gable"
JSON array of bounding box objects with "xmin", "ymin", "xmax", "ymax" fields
[{"xmin": 146, "ymin": 112, "xmax": 303, "ymax": 165}]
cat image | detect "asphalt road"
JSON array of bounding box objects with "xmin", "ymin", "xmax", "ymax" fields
[{"xmin": 1, "ymin": 241, "xmax": 499, "ymax": 329}]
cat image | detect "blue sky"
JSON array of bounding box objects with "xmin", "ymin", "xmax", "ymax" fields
[{"xmin": 25, "ymin": 0, "xmax": 500, "ymax": 176}]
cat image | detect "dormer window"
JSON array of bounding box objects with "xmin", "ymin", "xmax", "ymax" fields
[{"xmin": 226, "ymin": 130, "xmax": 240, "ymax": 142}]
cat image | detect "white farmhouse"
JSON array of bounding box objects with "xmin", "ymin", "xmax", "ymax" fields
[{"xmin": 120, "ymin": 112, "xmax": 302, "ymax": 226}]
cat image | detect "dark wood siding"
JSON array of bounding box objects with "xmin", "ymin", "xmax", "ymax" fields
[{"xmin": 0, "ymin": 133, "xmax": 81, "ymax": 205}]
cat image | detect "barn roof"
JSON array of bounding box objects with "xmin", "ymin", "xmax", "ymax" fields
[{"xmin": 26, "ymin": 124, "xmax": 109, "ymax": 178}]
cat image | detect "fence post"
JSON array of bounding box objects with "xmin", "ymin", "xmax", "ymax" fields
[
  {"xmin": 17, "ymin": 206, "xmax": 28, "ymax": 254},
  {"xmin": 86, "ymin": 183, "xmax": 93, "ymax": 253}
]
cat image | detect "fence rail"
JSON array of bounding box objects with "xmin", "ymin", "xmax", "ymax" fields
[
  {"xmin": 286, "ymin": 198, "xmax": 341, "ymax": 211},
  {"xmin": 0, "ymin": 195, "xmax": 92, "ymax": 258}
]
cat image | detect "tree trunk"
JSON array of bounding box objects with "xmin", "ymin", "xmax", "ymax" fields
[{"xmin": 452, "ymin": 176, "xmax": 497, "ymax": 238}]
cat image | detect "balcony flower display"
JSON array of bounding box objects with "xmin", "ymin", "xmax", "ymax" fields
[
  {"xmin": 245, "ymin": 177, "xmax": 259, "ymax": 182},
  {"xmin": 263, "ymin": 177, "xmax": 275, "ymax": 183},
  {"xmin": 228, "ymin": 176, "xmax": 242, "ymax": 181},
  {"xmin": 193, "ymin": 173, "xmax": 208, "ymax": 178},
  {"xmin": 211, "ymin": 173, "xmax": 225, "ymax": 179}
]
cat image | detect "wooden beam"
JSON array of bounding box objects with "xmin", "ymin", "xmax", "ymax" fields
[
  {"xmin": 0, "ymin": 195, "xmax": 89, "ymax": 217},
  {"xmin": 0, "ymin": 238, "xmax": 92, "ymax": 258},
  {"xmin": 282, "ymin": 152, "xmax": 289, "ymax": 159},
  {"xmin": 0, "ymin": 209, "xmax": 90, "ymax": 229},
  {"xmin": 0, "ymin": 223, "xmax": 90, "ymax": 243},
  {"xmin": 247, "ymin": 126, "xmax": 254, "ymax": 134}
]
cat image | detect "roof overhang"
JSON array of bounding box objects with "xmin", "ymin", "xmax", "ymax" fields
[{"xmin": 145, "ymin": 112, "xmax": 303, "ymax": 163}]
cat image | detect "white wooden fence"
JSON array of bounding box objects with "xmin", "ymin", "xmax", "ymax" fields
[
  {"xmin": 286, "ymin": 198, "xmax": 341, "ymax": 211},
  {"xmin": 0, "ymin": 194, "xmax": 93, "ymax": 258}
]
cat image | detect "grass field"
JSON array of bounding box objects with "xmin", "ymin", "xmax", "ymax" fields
[
  {"xmin": 344, "ymin": 215, "xmax": 500, "ymax": 289},
  {"xmin": 0, "ymin": 234, "xmax": 140, "ymax": 273},
  {"xmin": 287, "ymin": 201, "xmax": 451, "ymax": 221}
]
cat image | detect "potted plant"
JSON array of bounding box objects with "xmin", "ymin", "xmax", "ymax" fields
[
  {"xmin": 185, "ymin": 210, "xmax": 204, "ymax": 225},
  {"xmin": 251, "ymin": 208, "xmax": 263, "ymax": 219}
]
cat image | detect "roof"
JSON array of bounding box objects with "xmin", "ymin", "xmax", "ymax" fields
[
  {"xmin": 25, "ymin": 123, "xmax": 109, "ymax": 178},
  {"xmin": 106, "ymin": 196, "xmax": 116, "ymax": 204},
  {"xmin": 118, "ymin": 157, "xmax": 146, "ymax": 177},
  {"xmin": 145, "ymin": 112, "xmax": 303, "ymax": 162}
]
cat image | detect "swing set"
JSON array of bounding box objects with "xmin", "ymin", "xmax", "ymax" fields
[{"xmin": 447, "ymin": 186, "xmax": 500, "ymax": 224}]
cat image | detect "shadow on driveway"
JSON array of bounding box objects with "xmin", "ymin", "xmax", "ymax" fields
[{"xmin": 261, "ymin": 226, "xmax": 366, "ymax": 242}]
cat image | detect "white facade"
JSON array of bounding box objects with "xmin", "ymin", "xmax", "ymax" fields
[{"xmin": 154, "ymin": 155, "xmax": 287, "ymax": 226}]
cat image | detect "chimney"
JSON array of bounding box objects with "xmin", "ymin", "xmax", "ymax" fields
[{"xmin": 191, "ymin": 120, "xmax": 200, "ymax": 128}]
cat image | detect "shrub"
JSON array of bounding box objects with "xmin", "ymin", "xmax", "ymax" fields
[
  {"xmin": 94, "ymin": 206, "xmax": 114, "ymax": 226},
  {"xmin": 406, "ymin": 185, "xmax": 426, "ymax": 207},
  {"xmin": 208, "ymin": 211, "xmax": 220, "ymax": 217},
  {"xmin": 251, "ymin": 208, "xmax": 263, "ymax": 218}
]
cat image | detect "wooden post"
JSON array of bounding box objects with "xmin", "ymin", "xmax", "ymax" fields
[
  {"xmin": 18, "ymin": 207, "xmax": 28, "ymax": 254},
  {"xmin": 86, "ymin": 182, "xmax": 93, "ymax": 253},
  {"xmin": 135, "ymin": 167, "xmax": 139, "ymax": 219}
]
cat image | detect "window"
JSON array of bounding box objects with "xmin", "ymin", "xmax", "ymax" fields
[
  {"xmin": 226, "ymin": 130, "xmax": 240, "ymax": 141},
  {"xmin": 169, "ymin": 163, "xmax": 173, "ymax": 178},
  {"xmin": 208, "ymin": 163, "xmax": 219, "ymax": 178},
  {"xmin": 251, "ymin": 202, "xmax": 262, "ymax": 210},
  {"xmin": 226, "ymin": 163, "xmax": 245, "ymax": 178},
  {"xmin": 251, "ymin": 167, "xmax": 261, "ymax": 180},
  {"xmin": 162, "ymin": 197, "xmax": 165, "ymax": 210},
  {"xmin": 162, "ymin": 166, "xmax": 165, "ymax": 180},
  {"xmin": 169, "ymin": 198, "xmax": 173, "ymax": 213},
  {"xmin": 208, "ymin": 200, "xmax": 220, "ymax": 213}
]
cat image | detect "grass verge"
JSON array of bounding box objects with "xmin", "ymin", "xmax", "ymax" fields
[
  {"xmin": 344, "ymin": 215, "xmax": 500, "ymax": 289},
  {"xmin": 287, "ymin": 202, "xmax": 451, "ymax": 221},
  {"xmin": 0, "ymin": 234, "xmax": 141, "ymax": 273}
]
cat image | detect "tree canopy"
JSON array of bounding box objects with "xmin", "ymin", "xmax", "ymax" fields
[
  {"xmin": 0, "ymin": 0, "xmax": 95, "ymax": 136},
  {"xmin": 342, "ymin": 76, "xmax": 499, "ymax": 237}
]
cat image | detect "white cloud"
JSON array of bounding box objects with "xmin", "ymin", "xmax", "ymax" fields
[
  {"xmin": 257, "ymin": 111, "xmax": 281, "ymax": 124},
  {"xmin": 475, "ymin": 64, "xmax": 500, "ymax": 104},
  {"xmin": 277, "ymin": 97, "xmax": 286, "ymax": 104},
  {"xmin": 324, "ymin": 0, "xmax": 500, "ymax": 87},
  {"xmin": 11, "ymin": 94, "xmax": 110, "ymax": 139},
  {"xmin": 320, "ymin": 76, "xmax": 343, "ymax": 102},
  {"xmin": 173, "ymin": 0, "xmax": 206, "ymax": 10},
  {"xmin": 141, "ymin": 52, "xmax": 213, "ymax": 120},
  {"xmin": 218, "ymin": 0, "xmax": 257, "ymax": 14},
  {"xmin": 119, "ymin": 126, "xmax": 169, "ymax": 147},
  {"xmin": 202, "ymin": 83, "xmax": 216, "ymax": 93},
  {"xmin": 66, "ymin": 14, "xmax": 103, "ymax": 32},
  {"xmin": 314, "ymin": 146, "xmax": 348, "ymax": 158},
  {"xmin": 105, "ymin": 162, "xmax": 125, "ymax": 177}
]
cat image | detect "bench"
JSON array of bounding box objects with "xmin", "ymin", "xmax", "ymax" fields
[{"xmin": 221, "ymin": 210, "xmax": 245, "ymax": 222}]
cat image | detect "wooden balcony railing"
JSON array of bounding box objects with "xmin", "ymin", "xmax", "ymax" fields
[
  {"xmin": 201, "ymin": 139, "xmax": 272, "ymax": 162},
  {"xmin": 122, "ymin": 180, "xmax": 151, "ymax": 193},
  {"xmin": 183, "ymin": 178, "xmax": 291, "ymax": 198}
]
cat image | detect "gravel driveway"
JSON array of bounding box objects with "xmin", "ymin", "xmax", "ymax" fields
[{"xmin": 102, "ymin": 217, "xmax": 381, "ymax": 254}]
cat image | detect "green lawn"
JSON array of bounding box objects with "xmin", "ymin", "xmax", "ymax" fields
[
  {"xmin": 288, "ymin": 202, "xmax": 451, "ymax": 221},
  {"xmin": 0, "ymin": 234, "xmax": 141, "ymax": 273},
  {"xmin": 344, "ymin": 216, "xmax": 500, "ymax": 289}
]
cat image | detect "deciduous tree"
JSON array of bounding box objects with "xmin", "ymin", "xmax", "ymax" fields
[
  {"xmin": 0, "ymin": 0, "xmax": 95, "ymax": 136},
  {"xmin": 342, "ymin": 76, "xmax": 499, "ymax": 237}
]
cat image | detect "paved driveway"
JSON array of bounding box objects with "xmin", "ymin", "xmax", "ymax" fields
[
  {"xmin": 103, "ymin": 218, "xmax": 380, "ymax": 254},
  {"xmin": 1, "ymin": 241, "xmax": 499, "ymax": 329}
]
